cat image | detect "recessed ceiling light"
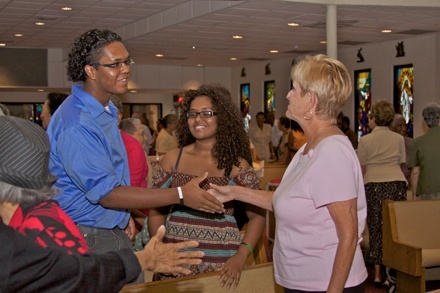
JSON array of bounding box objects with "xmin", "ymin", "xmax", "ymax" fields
[
  {"xmin": 232, "ymin": 35, "xmax": 243, "ymax": 39},
  {"xmin": 230, "ymin": 57, "xmax": 237, "ymax": 61},
  {"xmin": 191, "ymin": 46, "xmax": 196, "ymax": 49},
  {"xmin": 0, "ymin": 43, "xmax": 6, "ymax": 47},
  {"xmin": 37, "ymin": 89, "xmax": 44, "ymax": 92},
  {"xmin": 15, "ymin": 33, "xmax": 23, "ymax": 37},
  {"xmin": 61, "ymin": 7, "xmax": 72, "ymax": 11},
  {"xmin": 35, "ymin": 22, "xmax": 45, "ymax": 26},
  {"xmin": 381, "ymin": 29, "xmax": 392, "ymax": 33},
  {"xmin": 196, "ymin": 64, "xmax": 203, "ymax": 67},
  {"xmin": 130, "ymin": 90, "xmax": 137, "ymax": 93},
  {"xmin": 287, "ymin": 22, "xmax": 299, "ymax": 27},
  {"xmin": 270, "ymin": 50, "xmax": 279, "ymax": 53},
  {"xmin": 320, "ymin": 40, "xmax": 327, "ymax": 44},
  {"xmin": 155, "ymin": 54, "xmax": 164, "ymax": 57}
]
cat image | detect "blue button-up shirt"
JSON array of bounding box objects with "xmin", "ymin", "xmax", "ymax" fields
[{"xmin": 47, "ymin": 84, "xmax": 130, "ymax": 229}]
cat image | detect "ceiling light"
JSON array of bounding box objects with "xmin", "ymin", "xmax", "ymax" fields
[
  {"xmin": 287, "ymin": 22, "xmax": 299, "ymax": 27},
  {"xmin": 130, "ymin": 90, "xmax": 137, "ymax": 93},
  {"xmin": 197, "ymin": 64, "xmax": 203, "ymax": 67},
  {"xmin": 35, "ymin": 22, "xmax": 45, "ymax": 26},
  {"xmin": 270, "ymin": 50, "xmax": 278, "ymax": 53},
  {"xmin": 320, "ymin": 40, "xmax": 327, "ymax": 44},
  {"xmin": 191, "ymin": 46, "xmax": 196, "ymax": 49},
  {"xmin": 37, "ymin": 89, "xmax": 44, "ymax": 92},
  {"xmin": 0, "ymin": 43, "xmax": 6, "ymax": 47},
  {"xmin": 230, "ymin": 57, "xmax": 237, "ymax": 61},
  {"xmin": 155, "ymin": 54, "xmax": 164, "ymax": 57},
  {"xmin": 232, "ymin": 35, "xmax": 243, "ymax": 39},
  {"xmin": 14, "ymin": 33, "xmax": 23, "ymax": 37},
  {"xmin": 61, "ymin": 7, "xmax": 73, "ymax": 11},
  {"xmin": 381, "ymin": 29, "xmax": 392, "ymax": 33}
]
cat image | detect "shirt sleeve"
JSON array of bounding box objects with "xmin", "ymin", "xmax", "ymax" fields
[
  {"xmin": 0, "ymin": 222, "xmax": 141, "ymax": 293},
  {"xmin": 408, "ymin": 139, "xmax": 419, "ymax": 168},
  {"xmin": 57, "ymin": 125, "xmax": 122, "ymax": 203},
  {"xmin": 310, "ymin": 139, "xmax": 360, "ymax": 208},
  {"xmin": 356, "ymin": 137, "xmax": 367, "ymax": 165},
  {"xmin": 399, "ymin": 136, "xmax": 406, "ymax": 164}
]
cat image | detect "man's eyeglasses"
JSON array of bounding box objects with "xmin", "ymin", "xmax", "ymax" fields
[
  {"xmin": 96, "ymin": 58, "xmax": 134, "ymax": 69},
  {"xmin": 186, "ymin": 111, "xmax": 218, "ymax": 119}
]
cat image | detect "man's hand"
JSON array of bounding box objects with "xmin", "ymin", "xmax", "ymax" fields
[
  {"xmin": 135, "ymin": 225, "xmax": 204, "ymax": 275},
  {"xmin": 207, "ymin": 183, "xmax": 237, "ymax": 204},
  {"xmin": 181, "ymin": 172, "xmax": 225, "ymax": 213}
]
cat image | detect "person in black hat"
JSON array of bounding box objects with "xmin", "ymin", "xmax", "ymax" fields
[
  {"xmin": 0, "ymin": 115, "xmax": 206, "ymax": 292},
  {"xmin": 1, "ymin": 219, "xmax": 205, "ymax": 293},
  {"xmin": 0, "ymin": 115, "xmax": 88, "ymax": 254}
]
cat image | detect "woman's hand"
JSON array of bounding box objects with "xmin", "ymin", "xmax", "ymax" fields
[
  {"xmin": 218, "ymin": 250, "xmax": 248, "ymax": 289},
  {"xmin": 181, "ymin": 172, "xmax": 225, "ymax": 213},
  {"xmin": 208, "ymin": 183, "xmax": 237, "ymax": 203}
]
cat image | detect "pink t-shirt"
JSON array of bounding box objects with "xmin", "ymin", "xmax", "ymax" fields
[{"xmin": 272, "ymin": 135, "xmax": 367, "ymax": 291}]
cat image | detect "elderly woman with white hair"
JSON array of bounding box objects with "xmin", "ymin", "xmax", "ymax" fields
[
  {"xmin": 0, "ymin": 115, "xmax": 88, "ymax": 255},
  {"xmin": 210, "ymin": 55, "xmax": 368, "ymax": 292},
  {"xmin": 409, "ymin": 102, "xmax": 440, "ymax": 199}
]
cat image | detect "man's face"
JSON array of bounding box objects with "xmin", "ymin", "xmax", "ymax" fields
[{"xmin": 87, "ymin": 42, "xmax": 131, "ymax": 96}]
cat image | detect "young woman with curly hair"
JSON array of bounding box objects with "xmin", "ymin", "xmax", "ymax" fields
[{"xmin": 148, "ymin": 84, "xmax": 266, "ymax": 289}]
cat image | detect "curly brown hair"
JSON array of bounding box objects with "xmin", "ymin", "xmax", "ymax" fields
[
  {"xmin": 67, "ymin": 29, "xmax": 122, "ymax": 82},
  {"xmin": 177, "ymin": 84, "xmax": 252, "ymax": 177}
]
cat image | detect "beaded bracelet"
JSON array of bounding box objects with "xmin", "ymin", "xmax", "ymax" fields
[{"xmin": 240, "ymin": 242, "xmax": 254, "ymax": 255}]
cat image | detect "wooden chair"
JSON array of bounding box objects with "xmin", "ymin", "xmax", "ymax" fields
[{"xmin": 382, "ymin": 199, "xmax": 440, "ymax": 293}]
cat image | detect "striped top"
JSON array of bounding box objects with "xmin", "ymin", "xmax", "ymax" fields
[{"xmin": 153, "ymin": 166, "xmax": 260, "ymax": 280}]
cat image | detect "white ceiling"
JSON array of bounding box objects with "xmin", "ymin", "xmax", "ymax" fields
[{"xmin": 1, "ymin": 0, "xmax": 440, "ymax": 68}]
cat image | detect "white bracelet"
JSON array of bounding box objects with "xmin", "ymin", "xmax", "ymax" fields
[{"xmin": 177, "ymin": 186, "xmax": 184, "ymax": 206}]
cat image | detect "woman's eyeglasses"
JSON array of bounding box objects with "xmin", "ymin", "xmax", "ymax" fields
[{"xmin": 186, "ymin": 111, "xmax": 218, "ymax": 119}]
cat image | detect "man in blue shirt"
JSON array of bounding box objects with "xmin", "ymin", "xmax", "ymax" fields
[{"xmin": 47, "ymin": 29, "xmax": 224, "ymax": 254}]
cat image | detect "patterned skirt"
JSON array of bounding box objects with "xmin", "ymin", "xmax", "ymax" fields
[{"xmin": 365, "ymin": 181, "xmax": 407, "ymax": 265}]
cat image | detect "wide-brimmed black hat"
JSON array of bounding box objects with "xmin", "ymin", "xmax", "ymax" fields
[{"xmin": 0, "ymin": 116, "xmax": 57, "ymax": 189}]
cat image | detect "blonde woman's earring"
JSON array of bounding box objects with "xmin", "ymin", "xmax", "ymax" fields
[{"xmin": 303, "ymin": 111, "xmax": 313, "ymax": 120}]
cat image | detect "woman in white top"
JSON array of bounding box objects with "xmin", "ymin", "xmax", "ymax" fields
[{"xmin": 357, "ymin": 99, "xmax": 407, "ymax": 289}]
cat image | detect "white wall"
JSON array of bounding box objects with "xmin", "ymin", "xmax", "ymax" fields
[
  {"xmin": 0, "ymin": 58, "xmax": 231, "ymax": 119},
  {"xmin": 230, "ymin": 58, "xmax": 294, "ymax": 121}
]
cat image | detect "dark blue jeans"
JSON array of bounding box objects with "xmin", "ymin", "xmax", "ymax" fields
[
  {"xmin": 77, "ymin": 225, "xmax": 133, "ymax": 253},
  {"xmin": 77, "ymin": 225, "xmax": 144, "ymax": 283}
]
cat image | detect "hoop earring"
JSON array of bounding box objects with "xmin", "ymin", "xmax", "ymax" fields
[{"xmin": 303, "ymin": 110, "xmax": 313, "ymax": 120}]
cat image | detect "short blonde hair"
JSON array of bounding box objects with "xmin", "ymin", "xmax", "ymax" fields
[
  {"xmin": 369, "ymin": 100, "xmax": 395, "ymax": 126},
  {"xmin": 291, "ymin": 54, "xmax": 352, "ymax": 123}
]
